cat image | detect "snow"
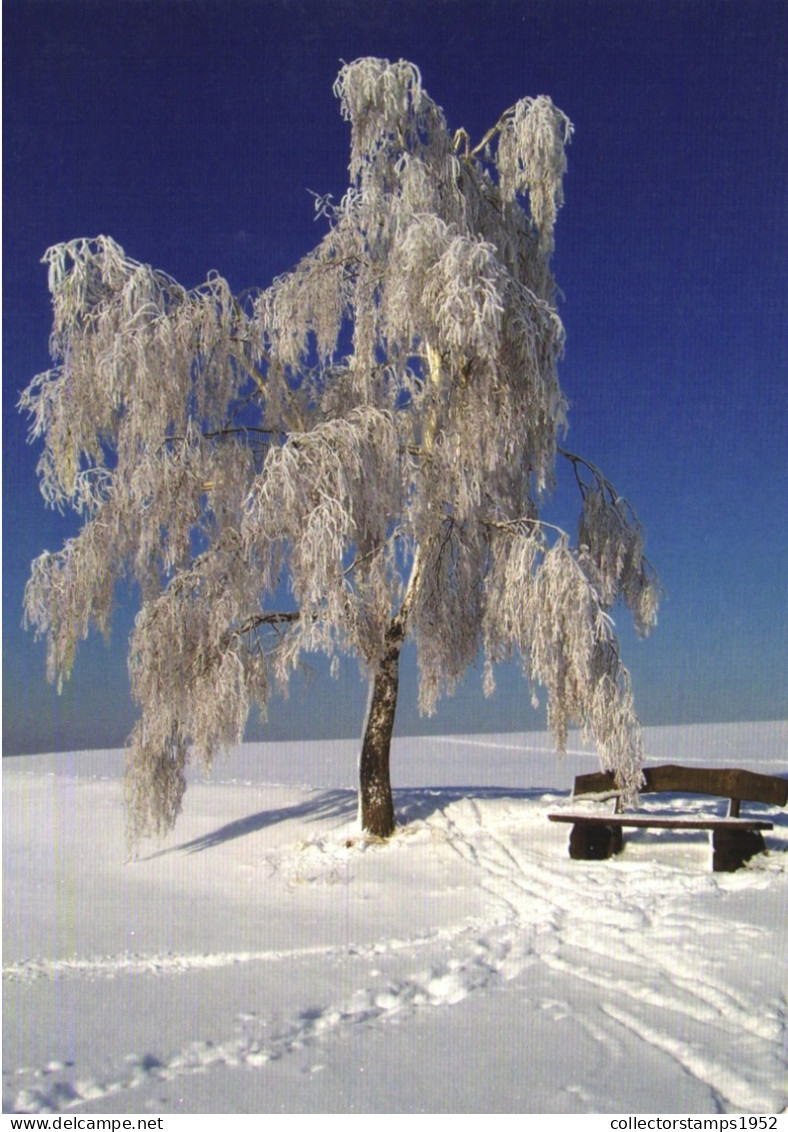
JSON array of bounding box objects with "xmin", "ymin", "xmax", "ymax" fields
[{"xmin": 3, "ymin": 722, "xmax": 787, "ymax": 1115}]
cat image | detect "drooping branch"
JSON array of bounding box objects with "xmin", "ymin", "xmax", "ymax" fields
[{"xmin": 557, "ymin": 447, "xmax": 661, "ymax": 635}]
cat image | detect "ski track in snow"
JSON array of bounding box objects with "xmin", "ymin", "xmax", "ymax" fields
[{"xmin": 5, "ymin": 788, "xmax": 787, "ymax": 1115}]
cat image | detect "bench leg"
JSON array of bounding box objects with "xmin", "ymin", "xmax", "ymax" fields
[
  {"xmin": 569, "ymin": 823, "xmax": 624, "ymax": 861},
  {"xmin": 712, "ymin": 828, "xmax": 766, "ymax": 872}
]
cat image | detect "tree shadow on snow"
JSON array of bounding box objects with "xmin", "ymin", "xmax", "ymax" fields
[
  {"xmin": 394, "ymin": 784, "xmax": 557, "ymax": 827},
  {"xmin": 141, "ymin": 788, "xmax": 358, "ymax": 857},
  {"xmin": 140, "ymin": 784, "xmax": 561, "ymax": 857}
]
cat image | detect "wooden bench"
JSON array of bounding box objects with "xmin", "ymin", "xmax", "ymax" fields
[{"xmin": 548, "ymin": 764, "xmax": 787, "ymax": 871}]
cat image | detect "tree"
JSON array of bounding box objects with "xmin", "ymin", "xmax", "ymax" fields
[{"xmin": 21, "ymin": 58, "xmax": 660, "ymax": 842}]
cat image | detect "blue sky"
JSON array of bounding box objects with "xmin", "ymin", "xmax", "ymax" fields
[{"xmin": 4, "ymin": 0, "xmax": 787, "ymax": 755}]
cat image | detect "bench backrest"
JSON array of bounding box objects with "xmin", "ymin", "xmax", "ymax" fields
[{"xmin": 574, "ymin": 764, "xmax": 788, "ymax": 811}]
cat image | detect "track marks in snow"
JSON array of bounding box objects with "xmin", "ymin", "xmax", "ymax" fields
[
  {"xmin": 2, "ymin": 941, "xmax": 348, "ymax": 987},
  {"xmin": 6, "ymin": 789, "xmax": 786, "ymax": 1114},
  {"xmin": 419, "ymin": 794, "xmax": 788, "ymax": 1114},
  {"xmin": 7, "ymin": 937, "xmax": 526, "ymax": 1113},
  {"xmin": 3, "ymin": 916, "xmax": 495, "ymax": 988},
  {"xmin": 4, "ymin": 947, "xmax": 339, "ymax": 984},
  {"xmin": 603, "ymin": 1004, "xmax": 786, "ymax": 1114}
]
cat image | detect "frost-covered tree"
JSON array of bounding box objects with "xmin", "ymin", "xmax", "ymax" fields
[{"xmin": 21, "ymin": 58, "xmax": 659, "ymax": 841}]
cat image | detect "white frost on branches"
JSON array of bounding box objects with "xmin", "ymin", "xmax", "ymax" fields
[
  {"xmin": 21, "ymin": 57, "xmax": 659, "ymax": 840},
  {"xmin": 497, "ymin": 96, "xmax": 573, "ymax": 253}
]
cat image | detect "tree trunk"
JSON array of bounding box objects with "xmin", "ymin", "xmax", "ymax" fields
[{"xmin": 358, "ymin": 616, "xmax": 406, "ymax": 838}]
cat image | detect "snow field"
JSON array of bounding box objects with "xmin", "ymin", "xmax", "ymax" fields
[{"xmin": 3, "ymin": 724, "xmax": 787, "ymax": 1114}]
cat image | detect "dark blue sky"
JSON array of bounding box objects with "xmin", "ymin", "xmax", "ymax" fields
[{"xmin": 4, "ymin": 0, "xmax": 787, "ymax": 755}]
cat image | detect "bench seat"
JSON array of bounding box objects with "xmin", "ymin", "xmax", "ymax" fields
[{"xmin": 548, "ymin": 814, "xmax": 772, "ymax": 831}]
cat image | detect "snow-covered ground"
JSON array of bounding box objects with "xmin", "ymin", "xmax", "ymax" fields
[{"xmin": 3, "ymin": 722, "xmax": 787, "ymax": 1114}]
